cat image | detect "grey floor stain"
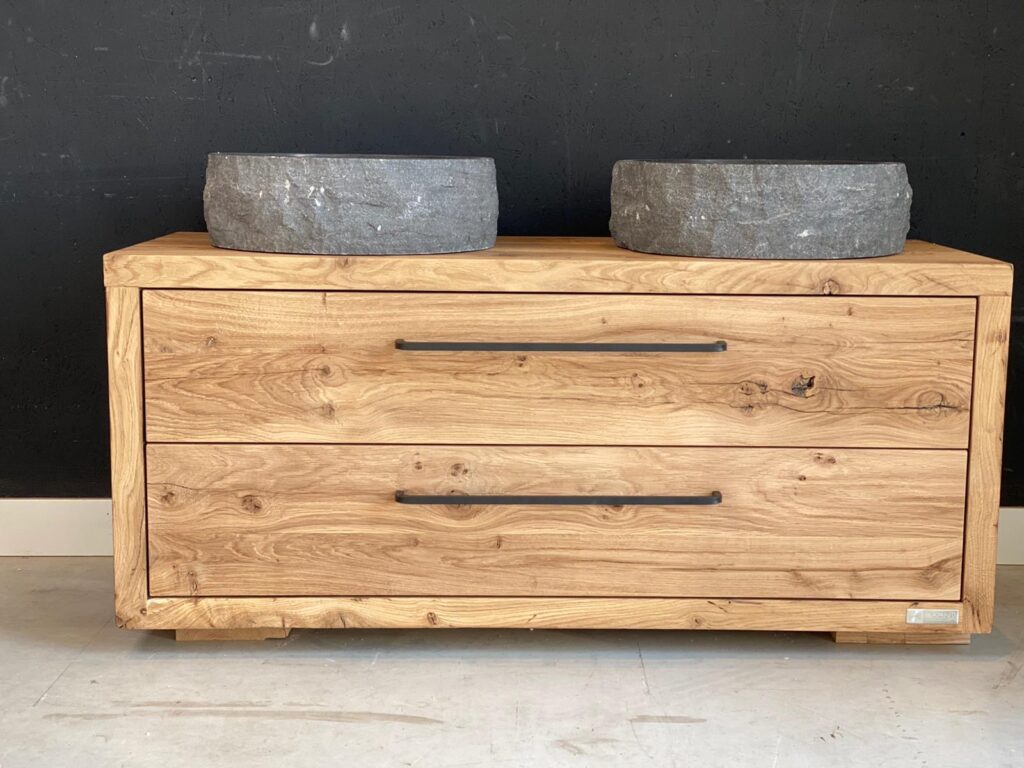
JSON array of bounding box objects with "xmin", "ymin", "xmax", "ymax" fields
[
  {"xmin": 46, "ymin": 709, "xmax": 443, "ymax": 724},
  {"xmin": 119, "ymin": 700, "xmax": 272, "ymax": 709},
  {"xmin": 630, "ymin": 715, "xmax": 708, "ymax": 724}
]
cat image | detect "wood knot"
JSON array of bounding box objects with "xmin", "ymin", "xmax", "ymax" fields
[
  {"xmin": 449, "ymin": 463, "xmax": 470, "ymax": 478},
  {"xmin": 791, "ymin": 374, "xmax": 816, "ymax": 397},
  {"xmin": 917, "ymin": 392, "xmax": 961, "ymax": 416},
  {"xmin": 160, "ymin": 490, "xmax": 177, "ymax": 505},
  {"xmin": 821, "ymin": 279, "xmax": 841, "ymax": 295},
  {"xmin": 241, "ymin": 494, "xmax": 263, "ymax": 514},
  {"xmin": 204, "ymin": 336, "xmax": 217, "ymax": 347},
  {"xmin": 413, "ymin": 460, "xmax": 423, "ymax": 470},
  {"xmin": 812, "ymin": 452, "xmax": 837, "ymax": 465},
  {"xmin": 739, "ymin": 380, "xmax": 769, "ymax": 396},
  {"xmin": 630, "ymin": 372, "xmax": 652, "ymax": 391},
  {"xmin": 426, "ymin": 611, "xmax": 439, "ymax": 626},
  {"xmin": 320, "ymin": 402, "xmax": 337, "ymax": 419},
  {"xmin": 319, "ymin": 364, "xmax": 332, "ymax": 376}
]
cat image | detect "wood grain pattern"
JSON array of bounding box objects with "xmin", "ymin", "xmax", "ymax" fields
[
  {"xmin": 142, "ymin": 291, "xmax": 975, "ymax": 448},
  {"xmin": 832, "ymin": 632, "xmax": 971, "ymax": 645},
  {"xmin": 963, "ymin": 294, "xmax": 1013, "ymax": 632},
  {"xmin": 131, "ymin": 595, "xmax": 966, "ymax": 633},
  {"xmin": 105, "ymin": 287, "xmax": 148, "ymax": 625},
  {"xmin": 147, "ymin": 444, "xmax": 966, "ymax": 600},
  {"xmin": 102, "ymin": 233, "xmax": 1011, "ymax": 638},
  {"xmin": 104, "ymin": 233, "xmax": 1013, "ymax": 297}
]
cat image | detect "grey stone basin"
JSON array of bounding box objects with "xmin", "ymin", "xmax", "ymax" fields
[
  {"xmin": 610, "ymin": 160, "xmax": 912, "ymax": 259},
  {"xmin": 204, "ymin": 153, "xmax": 498, "ymax": 255}
]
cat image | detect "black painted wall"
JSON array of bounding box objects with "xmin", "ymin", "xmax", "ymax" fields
[{"xmin": 2, "ymin": 1, "xmax": 1022, "ymax": 498}]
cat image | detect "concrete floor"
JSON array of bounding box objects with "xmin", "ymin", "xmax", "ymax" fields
[{"xmin": 0, "ymin": 559, "xmax": 1022, "ymax": 768}]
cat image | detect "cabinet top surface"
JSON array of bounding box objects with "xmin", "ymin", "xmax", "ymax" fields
[{"xmin": 104, "ymin": 232, "xmax": 1011, "ymax": 296}]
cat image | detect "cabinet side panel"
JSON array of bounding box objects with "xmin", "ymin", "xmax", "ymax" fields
[
  {"xmin": 964, "ymin": 294, "xmax": 1011, "ymax": 632},
  {"xmin": 106, "ymin": 286, "xmax": 148, "ymax": 625}
]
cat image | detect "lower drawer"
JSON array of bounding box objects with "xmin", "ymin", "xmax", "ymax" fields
[{"xmin": 146, "ymin": 445, "xmax": 966, "ymax": 600}]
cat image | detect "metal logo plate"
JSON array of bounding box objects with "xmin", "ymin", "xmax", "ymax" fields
[{"xmin": 906, "ymin": 608, "xmax": 960, "ymax": 625}]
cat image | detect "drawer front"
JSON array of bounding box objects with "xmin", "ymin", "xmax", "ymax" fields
[
  {"xmin": 143, "ymin": 291, "xmax": 975, "ymax": 448},
  {"xmin": 147, "ymin": 445, "xmax": 966, "ymax": 600}
]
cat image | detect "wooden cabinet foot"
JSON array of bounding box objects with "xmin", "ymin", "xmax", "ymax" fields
[
  {"xmin": 831, "ymin": 631, "xmax": 970, "ymax": 645},
  {"xmin": 175, "ymin": 628, "xmax": 291, "ymax": 642}
]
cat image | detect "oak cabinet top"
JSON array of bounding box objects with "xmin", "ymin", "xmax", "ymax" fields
[{"xmin": 104, "ymin": 232, "xmax": 1011, "ymax": 296}]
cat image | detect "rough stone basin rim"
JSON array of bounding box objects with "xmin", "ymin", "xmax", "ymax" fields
[
  {"xmin": 204, "ymin": 153, "xmax": 499, "ymax": 255},
  {"xmin": 609, "ymin": 159, "xmax": 912, "ymax": 259}
]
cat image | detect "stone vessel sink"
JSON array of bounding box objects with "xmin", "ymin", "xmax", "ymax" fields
[
  {"xmin": 204, "ymin": 153, "xmax": 498, "ymax": 255},
  {"xmin": 610, "ymin": 160, "xmax": 912, "ymax": 259}
]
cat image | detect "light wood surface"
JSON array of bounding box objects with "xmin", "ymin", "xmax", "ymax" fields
[
  {"xmin": 147, "ymin": 444, "xmax": 966, "ymax": 600},
  {"xmin": 102, "ymin": 233, "xmax": 1012, "ymax": 639},
  {"xmin": 131, "ymin": 595, "xmax": 966, "ymax": 632},
  {"xmin": 105, "ymin": 287, "xmax": 148, "ymax": 627},
  {"xmin": 832, "ymin": 632, "xmax": 971, "ymax": 645},
  {"xmin": 104, "ymin": 233, "xmax": 1013, "ymax": 296},
  {"xmin": 963, "ymin": 295, "xmax": 1013, "ymax": 632},
  {"xmin": 142, "ymin": 291, "xmax": 975, "ymax": 448},
  {"xmin": 175, "ymin": 628, "xmax": 290, "ymax": 642}
]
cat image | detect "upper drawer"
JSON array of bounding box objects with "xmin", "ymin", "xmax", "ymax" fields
[{"xmin": 142, "ymin": 291, "xmax": 975, "ymax": 447}]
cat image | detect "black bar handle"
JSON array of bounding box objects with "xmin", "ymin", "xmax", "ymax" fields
[
  {"xmin": 394, "ymin": 340, "xmax": 727, "ymax": 353},
  {"xmin": 394, "ymin": 491, "xmax": 723, "ymax": 506}
]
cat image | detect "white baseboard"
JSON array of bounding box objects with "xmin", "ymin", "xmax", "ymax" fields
[
  {"xmin": 0, "ymin": 499, "xmax": 1022, "ymax": 563},
  {"xmin": 998, "ymin": 507, "xmax": 1024, "ymax": 565},
  {"xmin": 0, "ymin": 499, "xmax": 112, "ymax": 555}
]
